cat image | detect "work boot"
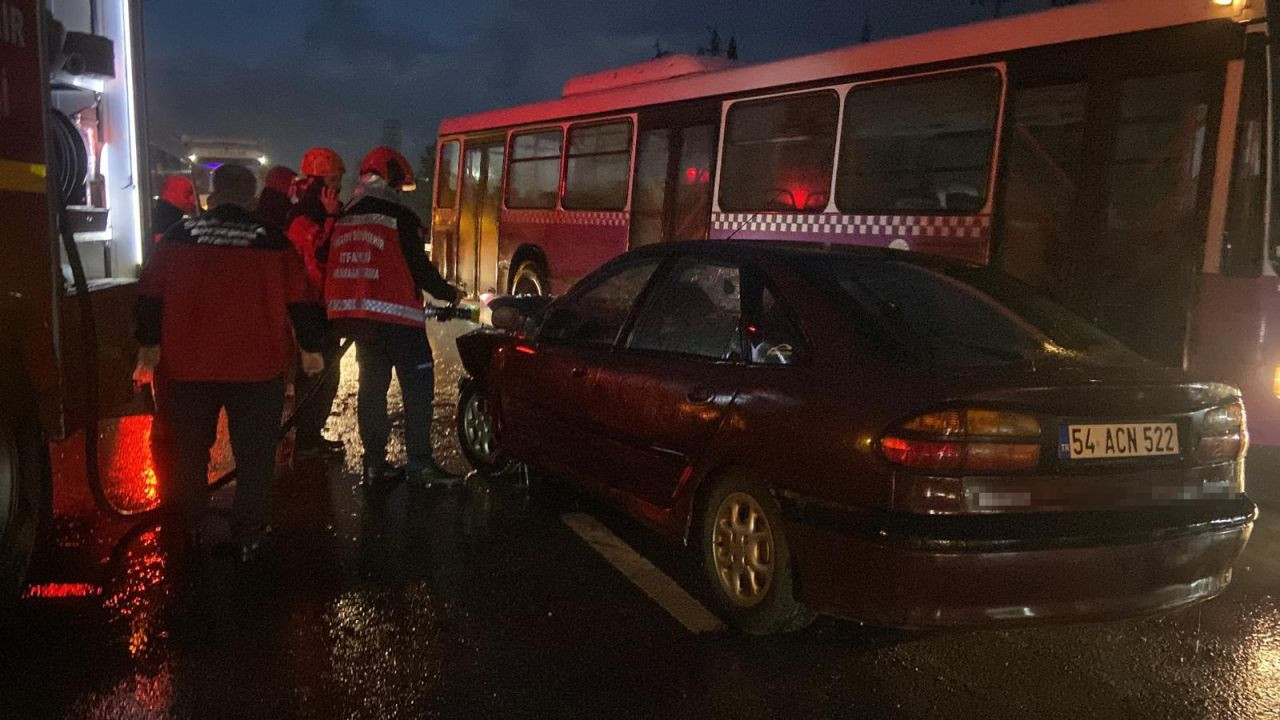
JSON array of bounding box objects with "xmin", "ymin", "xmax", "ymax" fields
[
  {"xmin": 406, "ymin": 460, "xmax": 462, "ymax": 489},
  {"xmin": 234, "ymin": 524, "xmax": 274, "ymax": 563},
  {"xmin": 362, "ymin": 460, "xmax": 405, "ymax": 487},
  {"xmin": 296, "ymin": 434, "xmax": 345, "ymax": 459}
]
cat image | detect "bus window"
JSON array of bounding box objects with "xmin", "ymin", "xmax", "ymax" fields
[
  {"xmin": 1221, "ymin": 36, "xmax": 1268, "ymax": 278},
  {"xmin": 673, "ymin": 124, "xmax": 716, "ymax": 241},
  {"xmin": 836, "ymin": 70, "xmax": 1001, "ymax": 214},
  {"xmin": 996, "ymin": 82, "xmax": 1088, "ymax": 299},
  {"xmin": 631, "ymin": 129, "xmax": 671, "ymax": 247},
  {"xmin": 719, "ymin": 91, "xmax": 839, "ymax": 212},
  {"xmin": 563, "ymin": 121, "xmax": 633, "ymax": 210},
  {"xmin": 1094, "ymin": 71, "xmax": 1211, "ymax": 363},
  {"xmin": 507, "ymin": 129, "xmax": 563, "ymax": 209},
  {"xmin": 435, "ymin": 140, "xmax": 461, "ymax": 208}
]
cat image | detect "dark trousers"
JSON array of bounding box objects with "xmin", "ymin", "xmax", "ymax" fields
[
  {"xmin": 355, "ymin": 323, "xmax": 435, "ymax": 469},
  {"xmin": 163, "ymin": 378, "xmax": 285, "ymax": 535},
  {"xmin": 295, "ymin": 334, "xmax": 344, "ymax": 443}
]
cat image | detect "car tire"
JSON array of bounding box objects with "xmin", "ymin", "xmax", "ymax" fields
[
  {"xmin": 698, "ymin": 472, "xmax": 814, "ymax": 635},
  {"xmin": 510, "ymin": 260, "xmax": 548, "ymax": 297},
  {"xmin": 0, "ymin": 410, "xmax": 49, "ymax": 611},
  {"xmin": 456, "ymin": 381, "xmax": 514, "ymax": 476}
]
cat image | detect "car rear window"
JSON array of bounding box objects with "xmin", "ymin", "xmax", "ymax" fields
[{"xmin": 793, "ymin": 257, "xmax": 1146, "ymax": 367}]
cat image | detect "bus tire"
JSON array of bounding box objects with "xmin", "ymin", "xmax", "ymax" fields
[
  {"xmin": 0, "ymin": 408, "xmax": 49, "ymax": 610},
  {"xmin": 510, "ymin": 260, "xmax": 548, "ymax": 297}
]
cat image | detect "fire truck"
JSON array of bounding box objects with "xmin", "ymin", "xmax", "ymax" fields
[{"xmin": 1, "ymin": 0, "xmax": 148, "ymax": 603}]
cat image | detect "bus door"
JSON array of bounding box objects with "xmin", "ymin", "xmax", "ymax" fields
[
  {"xmin": 630, "ymin": 102, "xmax": 720, "ymax": 247},
  {"xmin": 458, "ymin": 138, "xmax": 506, "ymax": 295},
  {"xmin": 998, "ymin": 27, "xmax": 1231, "ymax": 367}
]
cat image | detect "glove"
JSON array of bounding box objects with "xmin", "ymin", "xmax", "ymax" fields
[
  {"xmin": 300, "ymin": 351, "xmax": 325, "ymax": 376},
  {"xmin": 132, "ymin": 346, "xmax": 161, "ymax": 388}
]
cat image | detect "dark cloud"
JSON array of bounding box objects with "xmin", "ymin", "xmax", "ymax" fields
[{"xmin": 143, "ymin": 0, "xmax": 1066, "ymax": 173}]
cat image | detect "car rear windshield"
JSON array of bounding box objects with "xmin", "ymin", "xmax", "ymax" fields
[{"xmin": 792, "ymin": 257, "xmax": 1146, "ymax": 368}]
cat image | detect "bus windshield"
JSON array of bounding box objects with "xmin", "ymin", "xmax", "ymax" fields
[{"xmin": 794, "ymin": 257, "xmax": 1147, "ymax": 368}]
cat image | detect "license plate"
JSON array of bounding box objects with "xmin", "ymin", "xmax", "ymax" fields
[{"xmin": 1059, "ymin": 422, "xmax": 1179, "ymax": 460}]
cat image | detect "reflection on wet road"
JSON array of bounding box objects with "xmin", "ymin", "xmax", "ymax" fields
[{"xmin": 2, "ymin": 322, "xmax": 1278, "ymax": 719}]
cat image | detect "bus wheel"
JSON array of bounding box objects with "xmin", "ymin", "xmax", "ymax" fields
[
  {"xmin": 510, "ymin": 260, "xmax": 548, "ymax": 297},
  {"xmin": 0, "ymin": 414, "xmax": 48, "ymax": 610}
]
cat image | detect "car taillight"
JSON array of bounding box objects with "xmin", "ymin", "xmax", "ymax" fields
[
  {"xmin": 881, "ymin": 410, "xmax": 1041, "ymax": 473},
  {"xmin": 1198, "ymin": 401, "xmax": 1246, "ymax": 463}
]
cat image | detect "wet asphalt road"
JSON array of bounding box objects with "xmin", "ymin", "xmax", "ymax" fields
[{"xmin": 2, "ymin": 321, "xmax": 1278, "ymax": 720}]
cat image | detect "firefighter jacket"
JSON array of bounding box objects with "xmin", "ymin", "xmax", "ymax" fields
[
  {"xmin": 323, "ymin": 193, "xmax": 458, "ymax": 329},
  {"xmin": 134, "ymin": 204, "xmax": 325, "ymax": 382}
]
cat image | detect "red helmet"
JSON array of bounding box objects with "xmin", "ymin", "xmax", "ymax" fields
[
  {"xmin": 264, "ymin": 165, "xmax": 297, "ymax": 194},
  {"xmin": 360, "ymin": 146, "xmax": 416, "ymax": 191},
  {"xmin": 300, "ymin": 147, "xmax": 345, "ymax": 178},
  {"xmin": 159, "ymin": 175, "xmax": 197, "ymax": 214}
]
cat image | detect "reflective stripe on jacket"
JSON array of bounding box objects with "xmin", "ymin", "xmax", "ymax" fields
[{"xmin": 323, "ymin": 211, "xmax": 424, "ymax": 327}]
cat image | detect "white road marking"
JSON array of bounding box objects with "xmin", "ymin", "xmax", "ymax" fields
[{"xmin": 561, "ymin": 512, "xmax": 725, "ymax": 634}]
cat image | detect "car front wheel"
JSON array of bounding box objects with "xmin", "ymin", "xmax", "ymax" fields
[
  {"xmin": 699, "ymin": 473, "xmax": 814, "ymax": 634},
  {"xmin": 456, "ymin": 381, "xmax": 513, "ymax": 476}
]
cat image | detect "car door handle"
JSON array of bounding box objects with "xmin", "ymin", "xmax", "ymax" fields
[
  {"xmin": 570, "ymin": 367, "xmax": 589, "ymax": 379},
  {"xmin": 687, "ymin": 386, "xmax": 716, "ymax": 404}
]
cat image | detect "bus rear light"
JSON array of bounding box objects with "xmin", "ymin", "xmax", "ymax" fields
[{"xmin": 1273, "ymin": 365, "xmax": 1280, "ymax": 399}]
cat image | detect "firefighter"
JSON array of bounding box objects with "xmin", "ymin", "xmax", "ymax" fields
[
  {"xmin": 255, "ymin": 165, "xmax": 297, "ymax": 231},
  {"xmin": 286, "ymin": 147, "xmax": 347, "ymax": 457},
  {"xmin": 132, "ymin": 164, "xmax": 326, "ymax": 557},
  {"xmin": 152, "ymin": 175, "xmax": 197, "ymax": 243},
  {"xmin": 324, "ymin": 146, "xmax": 461, "ymax": 487}
]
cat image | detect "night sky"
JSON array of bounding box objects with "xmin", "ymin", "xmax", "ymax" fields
[{"xmin": 142, "ymin": 0, "xmax": 1071, "ymax": 174}]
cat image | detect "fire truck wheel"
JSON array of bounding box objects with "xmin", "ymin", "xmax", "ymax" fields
[{"xmin": 0, "ymin": 414, "xmax": 49, "ymax": 610}]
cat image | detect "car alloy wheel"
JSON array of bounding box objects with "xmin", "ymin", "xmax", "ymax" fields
[
  {"xmin": 462, "ymin": 389, "xmax": 497, "ymax": 464},
  {"xmin": 711, "ymin": 491, "xmax": 776, "ymax": 608}
]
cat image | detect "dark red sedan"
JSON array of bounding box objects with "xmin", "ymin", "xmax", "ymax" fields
[{"xmin": 456, "ymin": 241, "xmax": 1256, "ymax": 634}]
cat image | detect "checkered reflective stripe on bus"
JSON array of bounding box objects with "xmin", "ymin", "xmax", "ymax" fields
[
  {"xmin": 710, "ymin": 213, "xmax": 991, "ymax": 239},
  {"xmin": 503, "ymin": 209, "xmax": 629, "ymax": 226}
]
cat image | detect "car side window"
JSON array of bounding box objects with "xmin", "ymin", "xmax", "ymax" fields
[
  {"xmin": 746, "ymin": 284, "xmax": 803, "ymax": 365},
  {"xmin": 538, "ymin": 260, "xmax": 659, "ymax": 346},
  {"xmin": 627, "ymin": 259, "xmax": 743, "ymax": 360}
]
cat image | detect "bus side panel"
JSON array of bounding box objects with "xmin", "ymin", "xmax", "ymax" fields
[
  {"xmin": 500, "ymin": 210, "xmax": 631, "ymax": 295},
  {"xmin": 708, "ymin": 211, "xmax": 991, "ymax": 266},
  {"xmin": 1190, "ymin": 274, "xmax": 1280, "ymax": 447}
]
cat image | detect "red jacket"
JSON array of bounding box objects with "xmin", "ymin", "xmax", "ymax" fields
[
  {"xmin": 285, "ymin": 213, "xmax": 333, "ymax": 298},
  {"xmin": 135, "ymin": 205, "xmax": 325, "ymax": 382}
]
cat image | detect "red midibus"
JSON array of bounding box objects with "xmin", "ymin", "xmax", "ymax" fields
[
  {"xmin": 433, "ymin": 0, "xmax": 1280, "ymax": 453},
  {"xmin": 1, "ymin": 0, "xmax": 149, "ymax": 601}
]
